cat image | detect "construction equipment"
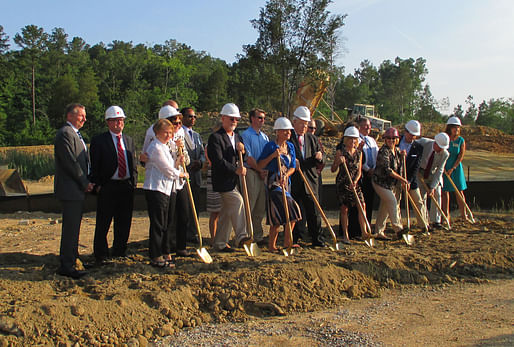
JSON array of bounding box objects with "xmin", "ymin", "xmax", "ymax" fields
[
  {"xmin": 0, "ymin": 169, "xmax": 28, "ymax": 196},
  {"xmin": 348, "ymin": 104, "xmax": 391, "ymax": 133}
]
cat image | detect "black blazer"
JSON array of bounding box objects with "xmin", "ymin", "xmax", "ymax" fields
[
  {"xmin": 89, "ymin": 131, "xmax": 137, "ymax": 187},
  {"xmin": 290, "ymin": 130, "xmax": 324, "ymax": 197},
  {"xmin": 402, "ymin": 135, "xmax": 423, "ymax": 190},
  {"xmin": 207, "ymin": 127, "xmax": 247, "ymax": 193}
]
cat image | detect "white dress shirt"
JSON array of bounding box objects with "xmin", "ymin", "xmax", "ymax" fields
[{"xmin": 143, "ymin": 140, "xmax": 181, "ymax": 196}]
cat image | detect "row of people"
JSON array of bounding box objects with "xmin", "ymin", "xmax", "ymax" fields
[{"xmin": 54, "ymin": 101, "xmax": 468, "ymax": 278}]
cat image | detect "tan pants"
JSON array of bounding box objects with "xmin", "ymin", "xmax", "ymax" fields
[
  {"xmin": 419, "ymin": 184, "xmax": 442, "ymax": 224},
  {"xmin": 245, "ymin": 169, "xmax": 267, "ymax": 242},
  {"xmin": 372, "ymin": 182, "xmax": 403, "ymax": 234},
  {"xmin": 397, "ymin": 187, "xmax": 427, "ymax": 228},
  {"xmin": 214, "ymin": 189, "xmax": 249, "ymax": 250}
]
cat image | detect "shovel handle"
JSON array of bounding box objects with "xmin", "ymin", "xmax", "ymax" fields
[
  {"xmin": 297, "ymin": 166, "xmax": 338, "ymax": 247},
  {"xmin": 341, "ymin": 160, "xmax": 373, "ymax": 235},
  {"xmin": 444, "ymin": 172, "xmax": 475, "ymax": 223},
  {"xmin": 178, "ymin": 146, "xmax": 204, "ymax": 249},
  {"xmin": 238, "ymin": 151, "xmax": 254, "ymax": 239},
  {"xmin": 418, "ymin": 175, "xmax": 451, "ymax": 229},
  {"xmin": 277, "ymin": 153, "xmax": 293, "ymax": 252},
  {"xmin": 407, "ymin": 191, "xmax": 429, "ymax": 231},
  {"xmin": 402, "ymin": 156, "xmax": 410, "ymax": 229}
]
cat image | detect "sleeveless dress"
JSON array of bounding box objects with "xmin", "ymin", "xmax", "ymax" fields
[
  {"xmin": 443, "ymin": 136, "xmax": 467, "ymax": 192},
  {"xmin": 335, "ymin": 148, "xmax": 364, "ymax": 207}
]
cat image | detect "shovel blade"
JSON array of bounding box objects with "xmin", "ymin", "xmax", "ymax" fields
[
  {"xmin": 282, "ymin": 248, "xmax": 294, "ymax": 257},
  {"xmin": 329, "ymin": 242, "xmax": 345, "ymax": 251},
  {"xmin": 402, "ymin": 234, "xmax": 415, "ymax": 246},
  {"xmin": 243, "ymin": 243, "xmax": 253, "ymax": 257},
  {"xmin": 364, "ymin": 238, "xmax": 375, "ymax": 248},
  {"xmin": 196, "ymin": 248, "xmax": 213, "ymax": 264},
  {"xmin": 249, "ymin": 243, "xmax": 261, "ymax": 256}
]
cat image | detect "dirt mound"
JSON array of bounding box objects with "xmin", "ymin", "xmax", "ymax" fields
[{"xmin": 0, "ymin": 212, "xmax": 512, "ymax": 346}]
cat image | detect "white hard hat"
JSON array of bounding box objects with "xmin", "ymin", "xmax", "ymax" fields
[
  {"xmin": 105, "ymin": 106, "xmax": 126, "ymax": 120},
  {"xmin": 158, "ymin": 105, "xmax": 181, "ymax": 119},
  {"xmin": 220, "ymin": 103, "xmax": 241, "ymax": 118},
  {"xmin": 405, "ymin": 120, "xmax": 421, "ymax": 136},
  {"xmin": 293, "ymin": 106, "xmax": 311, "ymax": 121},
  {"xmin": 343, "ymin": 126, "xmax": 359, "ymax": 138},
  {"xmin": 273, "ymin": 117, "xmax": 293, "ymax": 130},
  {"xmin": 447, "ymin": 116, "xmax": 462, "ymax": 126},
  {"xmin": 434, "ymin": 132, "xmax": 450, "ymax": 149}
]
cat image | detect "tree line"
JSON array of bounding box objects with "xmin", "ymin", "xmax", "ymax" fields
[{"xmin": 0, "ymin": 0, "xmax": 512, "ymax": 147}]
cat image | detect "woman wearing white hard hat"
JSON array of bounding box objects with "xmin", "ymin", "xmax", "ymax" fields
[
  {"xmin": 331, "ymin": 125, "xmax": 369, "ymax": 244},
  {"xmin": 442, "ymin": 116, "xmax": 469, "ymax": 222},
  {"xmin": 257, "ymin": 117, "xmax": 302, "ymax": 253},
  {"xmin": 372, "ymin": 127, "xmax": 409, "ymax": 239}
]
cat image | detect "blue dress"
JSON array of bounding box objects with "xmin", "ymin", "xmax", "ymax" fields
[
  {"xmin": 443, "ymin": 136, "xmax": 467, "ymax": 192},
  {"xmin": 258, "ymin": 141, "xmax": 302, "ymax": 226}
]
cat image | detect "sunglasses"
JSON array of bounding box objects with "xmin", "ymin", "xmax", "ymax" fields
[
  {"xmin": 308, "ymin": 126, "xmax": 316, "ymax": 130},
  {"xmin": 171, "ymin": 121, "xmax": 182, "ymax": 125},
  {"xmin": 256, "ymin": 116, "xmax": 265, "ymax": 120},
  {"xmin": 187, "ymin": 115, "xmax": 197, "ymax": 119},
  {"xmin": 384, "ymin": 137, "xmax": 396, "ymax": 140}
]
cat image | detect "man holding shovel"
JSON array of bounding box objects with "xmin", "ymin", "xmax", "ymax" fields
[{"xmin": 207, "ymin": 103, "xmax": 251, "ymax": 252}]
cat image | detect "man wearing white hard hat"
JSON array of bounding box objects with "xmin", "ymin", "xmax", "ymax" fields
[
  {"xmin": 207, "ymin": 103, "xmax": 251, "ymax": 252},
  {"xmin": 89, "ymin": 106, "xmax": 137, "ymax": 265},
  {"xmin": 398, "ymin": 120, "xmax": 425, "ymax": 228},
  {"xmin": 416, "ymin": 133, "xmax": 450, "ymax": 229},
  {"xmin": 290, "ymin": 106, "xmax": 326, "ymax": 247},
  {"xmin": 357, "ymin": 117, "xmax": 379, "ymax": 226}
]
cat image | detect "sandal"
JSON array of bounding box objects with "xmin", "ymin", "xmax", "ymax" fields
[{"xmin": 150, "ymin": 258, "xmax": 167, "ymax": 268}]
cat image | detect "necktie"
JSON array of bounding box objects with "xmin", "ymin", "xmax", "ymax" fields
[
  {"xmin": 363, "ymin": 137, "xmax": 373, "ymax": 168},
  {"xmin": 188, "ymin": 129, "xmax": 195, "ymax": 149},
  {"xmin": 299, "ymin": 135, "xmax": 304, "ymax": 157},
  {"xmin": 424, "ymin": 151, "xmax": 435, "ymax": 179},
  {"xmin": 117, "ymin": 135, "xmax": 127, "ymax": 178},
  {"xmin": 77, "ymin": 130, "xmax": 84, "ymax": 141}
]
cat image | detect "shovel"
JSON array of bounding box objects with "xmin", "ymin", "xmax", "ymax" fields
[
  {"xmin": 296, "ymin": 166, "xmax": 344, "ymax": 251},
  {"xmin": 401, "ymin": 156, "xmax": 414, "ymax": 245},
  {"xmin": 178, "ymin": 146, "xmax": 213, "ymax": 264},
  {"xmin": 418, "ymin": 175, "xmax": 451, "ymax": 230},
  {"xmin": 276, "ymin": 154, "xmax": 295, "ymax": 256},
  {"xmin": 444, "ymin": 172, "xmax": 476, "ymax": 223},
  {"xmin": 238, "ymin": 151, "xmax": 261, "ymax": 257},
  {"xmin": 341, "ymin": 160, "xmax": 374, "ymax": 247},
  {"xmin": 406, "ymin": 191, "xmax": 430, "ymax": 234}
]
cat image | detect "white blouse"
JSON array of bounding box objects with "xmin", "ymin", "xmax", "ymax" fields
[{"xmin": 143, "ymin": 140, "xmax": 181, "ymax": 196}]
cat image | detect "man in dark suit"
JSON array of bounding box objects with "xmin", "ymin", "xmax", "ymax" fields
[
  {"xmin": 89, "ymin": 106, "xmax": 137, "ymax": 264},
  {"xmin": 398, "ymin": 120, "xmax": 425, "ymax": 228},
  {"xmin": 289, "ymin": 106, "xmax": 325, "ymax": 247},
  {"xmin": 207, "ymin": 103, "xmax": 250, "ymax": 252},
  {"xmin": 54, "ymin": 103, "xmax": 94, "ymax": 279}
]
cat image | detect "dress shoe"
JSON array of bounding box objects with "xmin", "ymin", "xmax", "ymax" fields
[
  {"xmin": 238, "ymin": 236, "xmax": 251, "ymax": 248},
  {"xmin": 431, "ymin": 223, "xmax": 443, "ymax": 230},
  {"xmin": 311, "ymin": 241, "xmax": 327, "ymax": 248},
  {"xmin": 57, "ymin": 269, "xmax": 88, "ymax": 279},
  {"xmin": 217, "ymin": 246, "xmax": 235, "ymax": 253},
  {"xmin": 176, "ymin": 249, "xmax": 191, "ymax": 257}
]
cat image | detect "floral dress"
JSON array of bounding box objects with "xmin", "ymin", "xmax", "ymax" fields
[{"xmin": 335, "ymin": 148, "xmax": 364, "ymax": 207}]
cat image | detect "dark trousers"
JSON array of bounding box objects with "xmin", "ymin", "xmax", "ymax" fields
[
  {"xmin": 167, "ymin": 188, "xmax": 188, "ymax": 252},
  {"xmin": 145, "ymin": 190, "xmax": 170, "ymax": 259},
  {"xmin": 93, "ymin": 180, "xmax": 134, "ymax": 260},
  {"xmin": 187, "ymin": 180, "xmax": 200, "ymax": 241},
  {"xmin": 292, "ymin": 188, "xmax": 323, "ymax": 244},
  {"xmin": 59, "ymin": 199, "xmax": 84, "ymax": 272},
  {"xmin": 361, "ymin": 174, "xmax": 375, "ymax": 225}
]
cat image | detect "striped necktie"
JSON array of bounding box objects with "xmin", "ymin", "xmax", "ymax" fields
[{"xmin": 117, "ymin": 135, "xmax": 127, "ymax": 178}]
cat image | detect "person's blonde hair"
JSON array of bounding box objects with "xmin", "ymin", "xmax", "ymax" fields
[{"xmin": 153, "ymin": 118, "xmax": 172, "ymax": 134}]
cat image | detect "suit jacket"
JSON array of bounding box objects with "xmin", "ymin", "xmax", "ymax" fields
[
  {"xmin": 207, "ymin": 128, "xmax": 247, "ymax": 193},
  {"xmin": 290, "ymin": 130, "xmax": 324, "ymax": 197},
  {"xmin": 54, "ymin": 123, "xmax": 90, "ymax": 201},
  {"xmin": 89, "ymin": 131, "xmax": 137, "ymax": 187},
  {"xmin": 416, "ymin": 137, "xmax": 449, "ymax": 190},
  {"xmin": 183, "ymin": 126, "xmax": 205, "ymax": 186},
  {"xmin": 401, "ymin": 136, "xmax": 424, "ymax": 190}
]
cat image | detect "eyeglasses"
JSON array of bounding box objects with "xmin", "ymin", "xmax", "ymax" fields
[
  {"xmin": 256, "ymin": 116, "xmax": 265, "ymax": 120},
  {"xmin": 187, "ymin": 115, "xmax": 196, "ymax": 119},
  {"xmin": 308, "ymin": 126, "xmax": 316, "ymax": 130},
  {"xmin": 228, "ymin": 118, "xmax": 238, "ymax": 122},
  {"xmin": 171, "ymin": 121, "xmax": 182, "ymax": 126},
  {"xmin": 107, "ymin": 118, "xmax": 124, "ymax": 123},
  {"xmin": 384, "ymin": 137, "xmax": 395, "ymax": 140}
]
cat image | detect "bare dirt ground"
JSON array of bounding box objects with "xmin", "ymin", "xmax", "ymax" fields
[{"xmin": 0, "ymin": 210, "xmax": 512, "ymax": 346}]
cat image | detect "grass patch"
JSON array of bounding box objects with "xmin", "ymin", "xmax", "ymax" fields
[{"xmin": 0, "ymin": 150, "xmax": 54, "ymax": 180}]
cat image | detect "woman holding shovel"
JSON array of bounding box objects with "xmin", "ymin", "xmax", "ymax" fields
[
  {"xmin": 331, "ymin": 126, "xmax": 370, "ymax": 244},
  {"xmin": 372, "ymin": 127, "xmax": 408, "ymax": 240},
  {"xmin": 442, "ymin": 116, "xmax": 470, "ymax": 222},
  {"xmin": 257, "ymin": 117, "xmax": 302, "ymax": 253}
]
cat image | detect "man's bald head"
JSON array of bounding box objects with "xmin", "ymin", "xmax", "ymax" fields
[{"xmin": 162, "ymin": 100, "xmax": 179, "ymax": 109}]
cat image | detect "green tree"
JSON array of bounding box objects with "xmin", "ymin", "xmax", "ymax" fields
[
  {"xmin": 14, "ymin": 25, "xmax": 48, "ymax": 125},
  {"xmin": 463, "ymin": 94, "xmax": 477, "ymax": 124}
]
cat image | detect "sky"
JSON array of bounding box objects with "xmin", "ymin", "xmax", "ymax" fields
[{"xmin": 2, "ymin": 0, "xmax": 513, "ymax": 114}]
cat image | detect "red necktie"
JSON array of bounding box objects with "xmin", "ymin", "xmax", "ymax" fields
[
  {"xmin": 298, "ymin": 135, "xmax": 304, "ymax": 157},
  {"xmin": 117, "ymin": 135, "xmax": 127, "ymax": 178},
  {"xmin": 424, "ymin": 151, "xmax": 434, "ymax": 179}
]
